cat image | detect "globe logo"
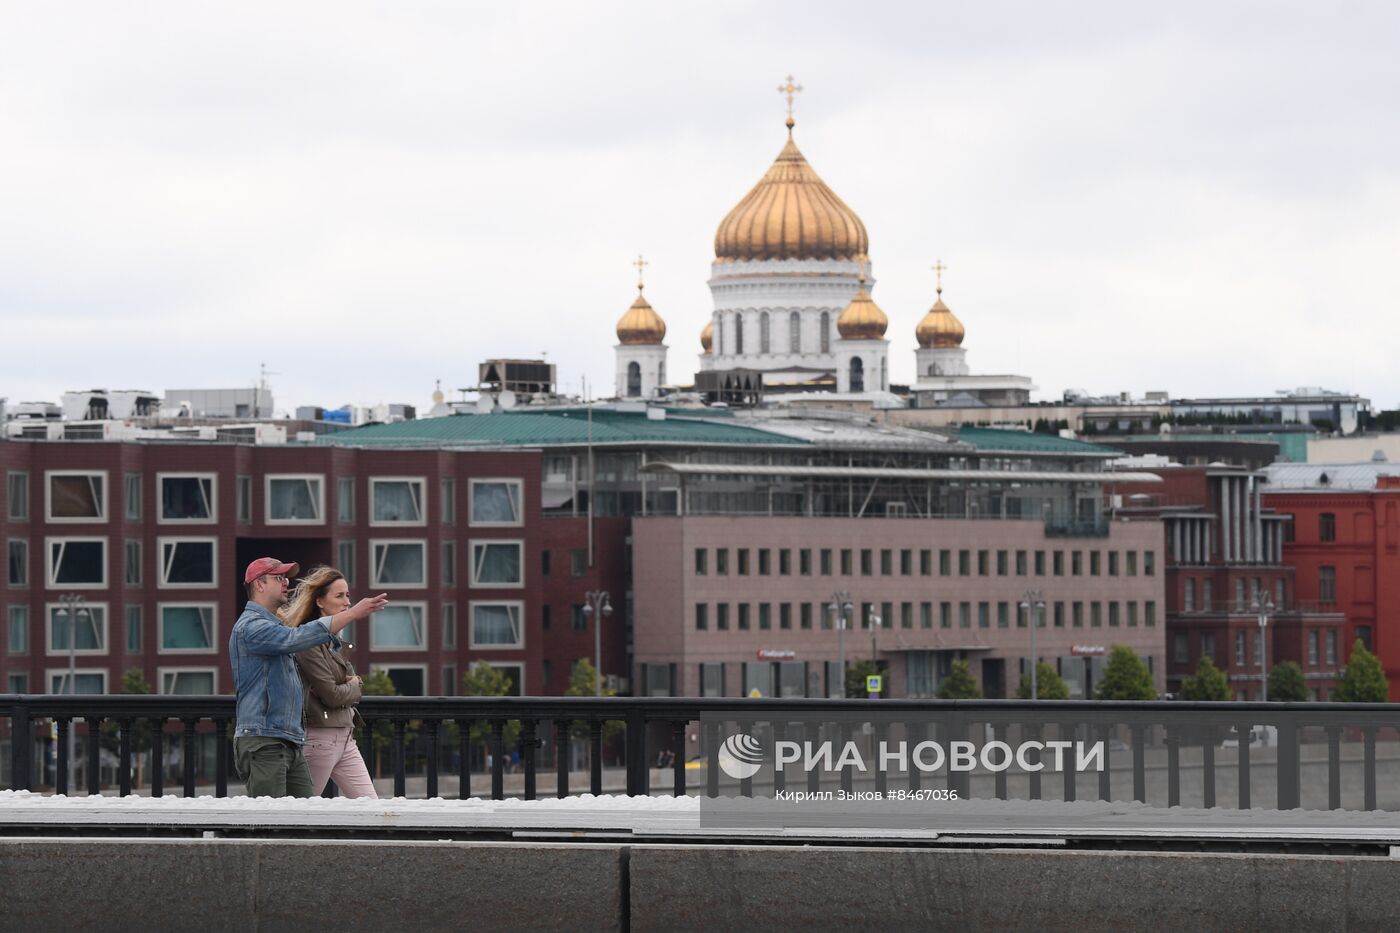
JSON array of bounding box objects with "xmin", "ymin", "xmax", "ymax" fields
[{"xmin": 718, "ymin": 733, "xmax": 764, "ymax": 780}]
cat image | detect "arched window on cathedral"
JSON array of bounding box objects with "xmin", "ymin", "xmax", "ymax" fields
[
  {"xmin": 716, "ymin": 319, "xmax": 723, "ymax": 355},
  {"xmin": 879, "ymin": 358, "xmax": 886, "ymax": 390},
  {"xmin": 735, "ymin": 313, "xmax": 744, "ymax": 355},
  {"xmin": 849, "ymin": 357, "xmax": 864, "ymax": 393},
  {"xmin": 759, "ymin": 311, "xmax": 770, "ymax": 354},
  {"xmin": 820, "ymin": 311, "xmax": 830, "ymax": 353},
  {"xmin": 627, "ymin": 362, "xmax": 642, "ymax": 397},
  {"xmin": 658, "ymin": 360, "xmax": 665, "ymax": 386},
  {"xmin": 789, "ymin": 311, "xmax": 801, "ymax": 353}
]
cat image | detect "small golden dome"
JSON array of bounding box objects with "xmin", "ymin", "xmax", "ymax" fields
[
  {"xmin": 616, "ymin": 289, "xmax": 667, "ymax": 345},
  {"xmin": 431, "ymin": 380, "xmax": 445, "ymax": 404},
  {"xmin": 836, "ymin": 280, "xmax": 888, "ymax": 340},
  {"xmin": 916, "ymin": 293, "xmax": 965, "ymax": 348},
  {"xmin": 700, "ymin": 320, "xmax": 713, "ymax": 353},
  {"xmin": 714, "ymin": 126, "xmax": 868, "ymax": 263}
]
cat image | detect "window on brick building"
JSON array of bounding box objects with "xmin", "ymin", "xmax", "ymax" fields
[
  {"xmin": 1319, "ymin": 513, "xmax": 1336, "ymax": 542},
  {"xmin": 1319, "ymin": 566, "xmax": 1336, "ymax": 604}
]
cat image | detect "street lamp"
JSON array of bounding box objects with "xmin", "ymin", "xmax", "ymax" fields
[
  {"xmin": 580, "ymin": 590, "xmax": 612, "ymax": 697},
  {"xmin": 866, "ymin": 606, "xmax": 881, "ymax": 668},
  {"xmin": 827, "ymin": 592, "xmax": 853, "ymax": 698},
  {"xmin": 1253, "ymin": 593, "xmax": 1275, "ymax": 701},
  {"xmin": 55, "ymin": 593, "xmax": 88, "ymax": 792},
  {"xmin": 1018, "ymin": 590, "xmax": 1046, "ymax": 700}
]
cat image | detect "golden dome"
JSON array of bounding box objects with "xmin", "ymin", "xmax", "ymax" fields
[
  {"xmin": 700, "ymin": 320, "xmax": 713, "ymax": 353},
  {"xmin": 616, "ymin": 288, "xmax": 667, "ymax": 345},
  {"xmin": 836, "ymin": 279, "xmax": 888, "ymax": 340},
  {"xmin": 916, "ymin": 295, "xmax": 965, "ymax": 348},
  {"xmin": 714, "ymin": 125, "xmax": 869, "ymax": 263}
]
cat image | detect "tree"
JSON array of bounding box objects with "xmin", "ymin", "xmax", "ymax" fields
[
  {"xmin": 461, "ymin": 661, "xmax": 521, "ymax": 762},
  {"xmin": 844, "ymin": 659, "xmax": 877, "ymax": 699},
  {"xmin": 98, "ymin": 669, "xmax": 156, "ymax": 787},
  {"xmin": 1180, "ymin": 657, "xmax": 1231, "ymax": 701},
  {"xmin": 564, "ymin": 658, "xmax": 623, "ymax": 742},
  {"xmin": 1334, "ymin": 640, "xmax": 1389, "ymax": 703},
  {"xmin": 1267, "ymin": 661, "xmax": 1309, "ymax": 702},
  {"xmin": 1094, "ymin": 645, "xmax": 1156, "ymax": 700},
  {"xmin": 1016, "ymin": 661, "xmax": 1070, "ymax": 700},
  {"xmin": 935, "ymin": 660, "xmax": 982, "ymax": 699}
]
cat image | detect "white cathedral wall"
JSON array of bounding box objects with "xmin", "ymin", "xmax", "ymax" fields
[
  {"xmin": 915, "ymin": 346, "xmax": 970, "ymax": 378},
  {"xmin": 834, "ymin": 339, "xmax": 889, "ymax": 394},
  {"xmin": 707, "ymin": 257, "xmax": 868, "ymax": 372}
]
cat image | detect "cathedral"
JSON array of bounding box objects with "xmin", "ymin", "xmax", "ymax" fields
[{"xmin": 614, "ymin": 79, "xmax": 1031, "ymax": 408}]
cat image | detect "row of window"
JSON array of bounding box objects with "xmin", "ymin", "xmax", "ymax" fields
[
  {"xmin": 1181, "ymin": 576, "xmax": 1289, "ymax": 613},
  {"xmin": 2, "ymin": 600, "xmax": 527, "ymax": 656},
  {"xmin": 7, "ymin": 538, "xmax": 526, "ymax": 590},
  {"xmin": 694, "ymin": 546, "xmax": 1155, "ymax": 579},
  {"xmin": 694, "ymin": 599, "xmax": 1157, "ymax": 631},
  {"xmin": 3, "ymin": 472, "xmax": 523, "ymax": 528},
  {"xmin": 714, "ymin": 310, "xmax": 833, "ymax": 358},
  {"xmin": 2, "ymin": 661, "xmax": 530, "ymax": 699},
  {"xmin": 1171, "ymin": 629, "xmax": 1341, "ymax": 668}
]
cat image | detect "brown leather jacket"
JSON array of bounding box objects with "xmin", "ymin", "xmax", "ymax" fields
[{"xmin": 295, "ymin": 640, "xmax": 364, "ymax": 729}]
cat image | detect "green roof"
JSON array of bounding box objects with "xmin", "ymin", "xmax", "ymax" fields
[
  {"xmin": 319, "ymin": 409, "xmax": 808, "ymax": 449},
  {"xmin": 955, "ymin": 427, "xmax": 1120, "ymax": 456}
]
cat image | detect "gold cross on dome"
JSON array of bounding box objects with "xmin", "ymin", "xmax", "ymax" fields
[
  {"xmin": 777, "ymin": 75, "xmax": 803, "ymax": 124},
  {"xmin": 933, "ymin": 259, "xmax": 947, "ymax": 294},
  {"xmin": 633, "ymin": 254, "xmax": 649, "ymax": 291}
]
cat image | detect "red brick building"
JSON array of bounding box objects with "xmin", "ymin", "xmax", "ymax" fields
[
  {"xmin": 1263, "ymin": 463, "xmax": 1400, "ymax": 698},
  {"xmin": 1, "ymin": 437, "xmax": 629, "ymax": 699},
  {"xmin": 1113, "ymin": 464, "xmax": 1345, "ymax": 698}
]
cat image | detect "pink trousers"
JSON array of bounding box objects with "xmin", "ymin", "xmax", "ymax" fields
[{"xmin": 303, "ymin": 726, "xmax": 378, "ymax": 798}]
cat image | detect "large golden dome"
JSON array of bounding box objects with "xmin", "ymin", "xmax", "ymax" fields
[
  {"xmin": 700, "ymin": 320, "xmax": 713, "ymax": 353},
  {"xmin": 714, "ymin": 124, "xmax": 869, "ymax": 263},
  {"xmin": 616, "ymin": 289, "xmax": 667, "ymax": 345},
  {"xmin": 836, "ymin": 278, "xmax": 888, "ymax": 340}
]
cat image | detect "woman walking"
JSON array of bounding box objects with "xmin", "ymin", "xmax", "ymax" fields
[{"xmin": 282, "ymin": 566, "xmax": 379, "ymax": 798}]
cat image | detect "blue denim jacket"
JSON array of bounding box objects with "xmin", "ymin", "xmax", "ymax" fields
[{"xmin": 229, "ymin": 602, "xmax": 337, "ymax": 744}]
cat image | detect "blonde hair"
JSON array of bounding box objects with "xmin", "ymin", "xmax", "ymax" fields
[{"xmin": 281, "ymin": 565, "xmax": 346, "ymax": 627}]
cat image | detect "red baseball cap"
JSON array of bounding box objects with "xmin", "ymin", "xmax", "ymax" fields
[{"xmin": 244, "ymin": 557, "xmax": 300, "ymax": 585}]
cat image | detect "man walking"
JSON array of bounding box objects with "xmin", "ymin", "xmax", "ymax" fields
[{"xmin": 230, "ymin": 557, "xmax": 388, "ymax": 797}]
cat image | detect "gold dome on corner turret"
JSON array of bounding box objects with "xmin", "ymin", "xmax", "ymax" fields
[
  {"xmin": 836, "ymin": 267, "xmax": 888, "ymax": 340},
  {"xmin": 713, "ymin": 84, "xmax": 868, "ymax": 263},
  {"xmin": 700, "ymin": 320, "xmax": 713, "ymax": 353},
  {"xmin": 616, "ymin": 255, "xmax": 667, "ymax": 345},
  {"xmin": 916, "ymin": 260, "xmax": 965, "ymax": 348}
]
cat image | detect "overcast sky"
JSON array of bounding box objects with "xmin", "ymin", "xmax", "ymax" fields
[{"xmin": 2, "ymin": 2, "xmax": 1398, "ymax": 415}]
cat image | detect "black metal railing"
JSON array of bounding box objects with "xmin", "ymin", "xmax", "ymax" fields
[{"xmin": 2, "ymin": 695, "xmax": 1398, "ymax": 811}]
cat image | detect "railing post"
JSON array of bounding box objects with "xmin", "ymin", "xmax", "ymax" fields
[
  {"xmin": 55, "ymin": 717, "xmax": 70, "ymax": 796},
  {"xmin": 214, "ymin": 719, "xmax": 229, "ymax": 798},
  {"xmin": 11, "ymin": 702, "xmax": 32, "ymax": 792},
  {"xmin": 589, "ymin": 720, "xmax": 604, "ymax": 796},
  {"xmin": 1236, "ymin": 722, "xmax": 1251, "ymax": 810},
  {"xmin": 455, "ymin": 719, "xmax": 472, "ymax": 800},
  {"xmin": 1363, "ymin": 726, "xmax": 1377, "ymax": 811},
  {"xmin": 425, "ymin": 720, "xmax": 440, "ymax": 799},
  {"xmin": 1165, "ymin": 728, "xmax": 1180, "ymax": 808},
  {"xmin": 1325, "ymin": 725, "xmax": 1341, "ymax": 811},
  {"xmin": 992, "ymin": 722, "xmax": 1008, "ymax": 801},
  {"xmin": 804, "ymin": 720, "xmax": 821, "ymax": 795},
  {"xmin": 118, "ymin": 719, "xmax": 132, "ymax": 797},
  {"xmin": 85, "ymin": 717, "xmax": 101, "ymax": 796},
  {"xmin": 949, "ymin": 716, "xmax": 971, "ymax": 801},
  {"xmin": 151, "ymin": 723, "xmax": 165, "ymax": 798},
  {"xmin": 1026, "ymin": 723, "xmax": 1042, "ymax": 801},
  {"xmin": 671, "ymin": 720, "xmax": 687, "ymax": 797},
  {"xmin": 490, "ymin": 720, "xmax": 505, "ymax": 800},
  {"xmin": 521, "ymin": 719, "xmax": 538, "ymax": 801},
  {"xmin": 392, "ymin": 720, "xmax": 407, "ymax": 798},
  {"xmin": 1202, "ymin": 728, "xmax": 1217, "ymax": 809},
  {"xmin": 1130, "ymin": 723, "xmax": 1147, "ymax": 804},
  {"xmin": 181, "ymin": 719, "xmax": 196, "ymax": 797},
  {"xmin": 706, "ymin": 720, "xmax": 722, "ymax": 797},
  {"xmin": 1096, "ymin": 723, "xmax": 1111, "ymax": 802},
  {"xmin": 555, "ymin": 719, "xmax": 571, "ymax": 799},
  {"xmin": 624, "ymin": 709, "xmax": 647, "ymax": 796},
  {"xmin": 1061, "ymin": 721, "xmax": 1076, "ymax": 802},
  {"xmin": 1276, "ymin": 718, "xmax": 1300, "ymax": 810}
]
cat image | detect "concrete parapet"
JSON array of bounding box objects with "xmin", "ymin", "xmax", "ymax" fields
[{"xmin": 3, "ymin": 838, "xmax": 1399, "ymax": 932}]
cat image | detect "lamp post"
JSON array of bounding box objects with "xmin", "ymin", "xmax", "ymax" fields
[
  {"xmin": 1253, "ymin": 593, "xmax": 1275, "ymax": 701},
  {"xmin": 827, "ymin": 591, "xmax": 853, "ymax": 698},
  {"xmin": 1018, "ymin": 590, "xmax": 1045, "ymax": 700},
  {"xmin": 581, "ymin": 590, "xmax": 612, "ymax": 697},
  {"xmin": 56, "ymin": 593, "xmax": 88, "ymax": 792},
  {"xmin": 866, "ymin": 606, "xmax": 881, "ymax": 668}
]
